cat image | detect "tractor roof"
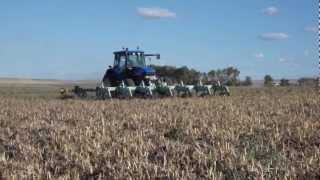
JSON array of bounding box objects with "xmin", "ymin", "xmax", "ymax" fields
[{"xmin": 113, "ymin": 50, "xmax": 144, "ymax": 54}]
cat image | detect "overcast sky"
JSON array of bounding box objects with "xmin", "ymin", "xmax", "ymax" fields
[{"xmin": 0, "ymin": 0, "xmax": 318, "ymax": 80}]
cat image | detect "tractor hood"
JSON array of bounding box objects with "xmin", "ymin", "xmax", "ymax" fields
[
  {"xmin": 142, "ymin": 66, "xmax": 156, "ymax": 75},
  {"xmin": 132, "ymin": 66, "xmax": 155, "ymax": 76}
]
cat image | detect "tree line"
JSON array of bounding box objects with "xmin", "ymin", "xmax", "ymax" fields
[
  {"xmin": 264, "ymin": 75, "xmax": 319, "ymax": 87},
  {"xmin": 151, "ymin": 65, "xmax": 318, "ymax": 87},
  {"xmin": 151, "ymin": 65, "xmax": 242, "ymax": 85}
]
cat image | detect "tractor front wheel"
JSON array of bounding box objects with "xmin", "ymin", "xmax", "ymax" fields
[
  {"xmin": 125, "ymin": 78, "xmax": 135, "ymax": 87},
  {"xmin": 103, "ymin": 78, "xmax": 111, "ymax": 87}
]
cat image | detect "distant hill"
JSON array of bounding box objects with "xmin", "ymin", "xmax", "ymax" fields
[
  {"xmin": 0, "ymin": 77, "xmax": 301, "ymax": 87},
  {"xmin": 0, "ymin": 77, "xmax": 97, "ymax": 85}
]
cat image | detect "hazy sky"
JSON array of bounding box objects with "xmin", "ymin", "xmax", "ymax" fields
[{"xmin": 0, "ymin": 0, "xmax": 317, "ymax": 80}]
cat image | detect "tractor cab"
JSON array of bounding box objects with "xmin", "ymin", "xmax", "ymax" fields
[
  {"xmin": 103, "ymin": 48, "xmax": 160, "ymax": 86},
  {"xmin": 113, "ymin": 50, "xmax": 146, "ymax": 69}
]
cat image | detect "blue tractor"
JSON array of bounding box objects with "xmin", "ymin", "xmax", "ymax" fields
[
  {"xmin": 102, "ymin": 48, "xmax": 160, "ymax": 87},
  {"xmin": 59, "ymin": 48, "xmax": 230, "ymax": 99}
]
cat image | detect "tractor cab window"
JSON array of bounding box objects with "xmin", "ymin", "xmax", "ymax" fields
[
  {"xmin": 114, "ymin": 54, "xmax": 126, "ymax": 68},
  {"xmin": 128, "ymin": 52, "xmax": 146, "ymax": 67}
]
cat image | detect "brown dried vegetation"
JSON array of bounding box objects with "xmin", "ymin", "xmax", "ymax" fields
[{"xmin": 0, "ymin": 87, "xmax": 319, "ymax": 179}]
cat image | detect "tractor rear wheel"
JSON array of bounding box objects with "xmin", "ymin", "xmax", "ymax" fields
[{"xmin": 125, "ymin": 78, "xmax": 135, "ymax": 87}]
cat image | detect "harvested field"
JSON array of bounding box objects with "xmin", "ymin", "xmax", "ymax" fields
[{"xmin": 0, "ymin": 86, "xmax": 319, "ymax": 179}]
